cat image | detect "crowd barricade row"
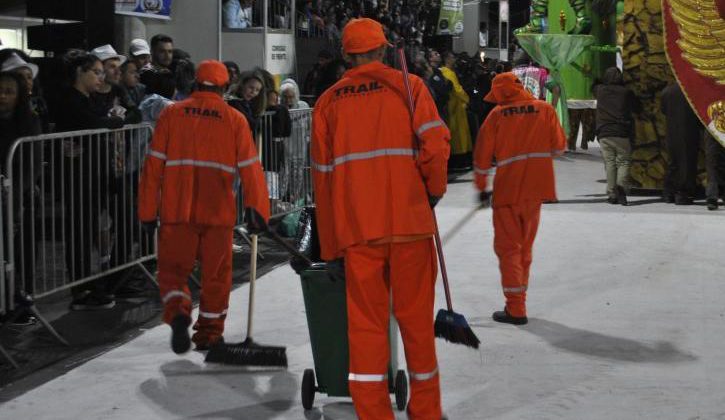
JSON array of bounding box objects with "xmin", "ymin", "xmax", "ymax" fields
[
  {"xmin": 2, "ymin": 108, "xmax": 315, "ymax": 317},
  {"xmin": 3, "ymin": 124, "xmax": 156, "ymax": 312}
]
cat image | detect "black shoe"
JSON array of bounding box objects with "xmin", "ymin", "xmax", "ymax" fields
[
  {"xmin": 707, "ymin": 198, "xmax": 719, "ymax": 211},
  {"xmin": 675, "ymin": 194, "xmax": 693, "ymax": 205},
  {"xmin": 11, "ymin": 312, "xmax": 37, "ymax": 326},
  {"xmin": 607, "ymin": 195, "xmax": 618, "ymax": 205},
  {"xmin": 616, "ymin": 186, "xmax": 628, "ymax": 206},
  {"xmin": 663, "ymin": 194, "xmax": 675, "ymax": 204},
  {"xmin": 492, "ymin": 308, "xmax": 528, "ymax": 325},
  {"xmin": 170, "ymin": 315, "xmax": 191, "ymax": 354},
  {"xmin": 194, "ymin": 336, "xmax": 224, "ymax": 351},
  {"xmin": 70, "ymin": 291, "xmax": 115, "ymax": 311}
]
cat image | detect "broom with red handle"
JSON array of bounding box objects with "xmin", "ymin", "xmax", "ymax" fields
[{"xmin": 396, "ymin": 42, "xmax": 480, "ymax": 349}]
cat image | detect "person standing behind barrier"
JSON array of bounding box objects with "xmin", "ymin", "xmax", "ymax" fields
[
  {"xmin": 474, "ymin": 73, "xmax": 566, "ymax": 325},
  {"xmin": 89, "ymin": 45, "xmax": 141, "ymax": 125},
  {"xmin": 593, "ymin": 67, "xmax": 637, "ymax": 205},
  {"xmin": 228, "ymin": 71, "xmax": 266, "ymax": 134},
  {"xmin": 0, "ymin": 71, "xmax": 42, "ymax": 325},
  {"xmin": 54, "ymin": 50, "xmax": 125, "ymax": 310},
  {"xmin": 138, "ymin": 60, "xmax": 270, "ymax": 353},
  {"xmin": 312, "ymin": 18, "xmax": 450, "ymax": 420}
]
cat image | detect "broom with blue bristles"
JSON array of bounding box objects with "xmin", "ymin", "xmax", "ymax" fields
[{"xmin": 396, "ymin": 41, "xmax": 480, "ymax": 350}]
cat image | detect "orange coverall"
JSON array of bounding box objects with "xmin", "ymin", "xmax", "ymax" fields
[
  {"xmin": 474, "ymin": 73, "xmax": 566, "ymax": 318},
  {"xmin": 139, "ymin": 91, "xmax": 270, "ymax": 346},
  {"xmin": 312, "ymin": 60, "xmax": 450, "ymax": 420}
]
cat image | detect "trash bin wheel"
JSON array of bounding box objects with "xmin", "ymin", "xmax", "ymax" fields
[
  {"xmin": 301, "ymin": 368, "xmax": 316, "ymax": 410},
  {"xmin": 394, "ymin": 369, "xmax": 408, "ymax": 411}
]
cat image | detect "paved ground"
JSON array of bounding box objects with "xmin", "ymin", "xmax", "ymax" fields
[{"xmin": 1, "ymin": 145, "xmax": 724, "ymax": 419}]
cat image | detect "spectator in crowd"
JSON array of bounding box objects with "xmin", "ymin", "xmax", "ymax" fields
[
  {"xmin": 315, "ymin": 59, "xmax": 347, "ymax": 97},
  {"xmin": 593, "ymin": 67, "xmax": 637, "ymax": 205},
  {"xmin": 661, "ymin": 82, "xmax": 701, "ymax": 205},
  {"xmin": 150, "ymin": 34, "xmax": 174, "ymax": 72},
  {"xmin": 440, "ymin": 50, "xmax": 472, "ymax": 165},
  {"xmin": 280, "ymin": 78, "xmax": 310, "ymax": 204},
  {"xmin": 228, "ymin": 70, "xmax": 267, "ymax": 133},
  {"xmin": 426, "ymin": 48, "xmax": 452, "ymax": 120},
  {"xmin": 173, "ymin": 59, "xmax": 196, "ymax": 101},
  {"xmin": 56, "ymin": 50, "xmax": 124, "ymax": 310},
  {"xmin": 120, "ymin": 60, "xmax": 144, "ymax": 107},
  {"xmin": 280, "ymin": 78, "xmax": 310, "ymax": 110},
  {"xmin": 0, "ymin": 50, "xmax": 49, "ymax": 132},
  {"xmin": 222, "ymin": 0, "xmax": 254, "ymax": 28},
  {"xmin": 302, "ymin": 49, "xmax": 333, "ymax": 98},
  {"xmin": 139, "ymin": 69, "xmax": 176, "ymax": 124},
  {"xmin": 704, "ymin": 129, "xmax": 725, "ymax": 210},
  {"xmin": 0, "ymin": 71, "xmax": 42, "ymax": 324},
  {"xmin": 223, "ymin": 61, "xmax": 241, "ymax": 91},
  {"xmin": 89, "ymin": 44, "xmax": 142, "ymax": 124},
  {"xmin": 128, "ymin": 38, "xmax": 152, "ymax": 72}
]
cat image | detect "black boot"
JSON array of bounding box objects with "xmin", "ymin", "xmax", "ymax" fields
[
  {"xmin": 492, "ymin": 308, "xmax": 528, "ymax": 325},
  {"xmin": 170, "ymin": 315, "xmax": 191, "ymax": 354},
  {"xmin": 616, "ymin": 186, "xmax": 628, "ymax": 206},
  {"xmin": 675, "ymin": 193, "xmax": 693, "ymax": 205},
  {"xmin": 707, "ymin": 198, "xmax": 719, "ymax": 211}
]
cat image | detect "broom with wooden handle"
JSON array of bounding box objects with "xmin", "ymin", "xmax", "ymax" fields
[
  {"xmin": 396, "ymin": 42, "xmax": 480, "ymax": 349},
  {"xmin": 205, "ymin": 233, "xmax": 288, "ymax": 367}
]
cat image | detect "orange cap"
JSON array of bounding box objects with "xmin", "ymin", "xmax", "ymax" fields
[
  {"xmin": 196, "ymin": 60, "xmax": 229, "ymax": 87},
  {"xmin": 342, "ymin": 18, "xmax": 391, "ymax": 54}
]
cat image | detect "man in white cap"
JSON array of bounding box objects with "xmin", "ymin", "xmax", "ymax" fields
[
  {"xmin": 129, "ymin": 38, "xmax": 152, "ymax": 71},
  {"xmin": 89, "ymin": 44, "xmax": 140, "ymax": 122}
]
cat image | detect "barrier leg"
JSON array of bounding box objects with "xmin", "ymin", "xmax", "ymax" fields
[{"xmin": 0, "ymin": 343, "xmax": 19, "ymax": 369}]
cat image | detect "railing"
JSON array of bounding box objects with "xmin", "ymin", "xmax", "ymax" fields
[
  {"xmin": 3, "ymin": 125, "xmax": 157, "ymax": 309},
  {"xmin": 237, "ymin": 107, "xmax": 314, "ymax": 225}
]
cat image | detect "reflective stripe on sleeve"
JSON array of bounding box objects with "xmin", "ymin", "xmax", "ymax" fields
[
  {"xmin": 409, "ymin": 367, "xmax": 439, "ymax": 381},
  {"xmin": 162, "ymin": 290, "xmax": 192, "ymax": 304},
  {"xmin": 166, "ymin": 159, "xmax": 236, "ymax": 174},
  {"xmin": 237, "ymin": 156, "xmax": 260, "ymax": 168},
  {"xmin": 348, "ymin": 373, "xmax": 388, "ymax": 382},
  {"xmin": 147, "ymin": 149, "xmax": 167, "ymax": 160},
  {"xmin": 312, "ymin": 148, "xmax": 416, "ymax": 173},
  {"xmin": 503, "ymin": 286, "xmax": 527, "ymax": 294},
  {"xmin": 198, "ymin": 309, "xmax": 228, "ymax": 319},
  {"xmin": 416, "ymin": 120, "xmax": 445, "ymax": 137},
  {"xmin": 474, "ymin": 166, "xmax": 496, "ymax": 176}
]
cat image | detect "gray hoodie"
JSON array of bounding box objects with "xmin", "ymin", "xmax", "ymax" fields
[{"xmin": 280, "ymin": 78, "xmax": 310, "ymax": 110}]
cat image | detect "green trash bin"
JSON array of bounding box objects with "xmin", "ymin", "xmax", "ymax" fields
[{"xmin": 299, "ymin": 263, "xmax": 408, "ymax": 411}]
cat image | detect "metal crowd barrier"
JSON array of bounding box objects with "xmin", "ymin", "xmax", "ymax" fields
[
  {"xmin": 3, "ymin": 124, "xmax": 156, "ymax": 311},
  {"xmin": 237, "ymin": 107, "xmax": 314, "ymax": 225},
  {"xmin": 0, "ymin": 185, "xmax": 6, "ymax": 318}
]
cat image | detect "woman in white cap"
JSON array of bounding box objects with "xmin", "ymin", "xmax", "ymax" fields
[{"xmin": 0, "ymin": 49, "xmax": 49, "ymax": 132}]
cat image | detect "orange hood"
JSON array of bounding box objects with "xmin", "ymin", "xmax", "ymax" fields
[{"xmin": 484, "ymin": 72, "xmax": 534, "ymax": 104}]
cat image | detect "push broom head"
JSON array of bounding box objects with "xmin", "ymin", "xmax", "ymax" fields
[
  {"xmin": 205, "ymin": 338, "xmax": 288, "ymax": 367},
  {"xmin": 434, "ymin": 309, "xmax": 481, "ymax": 349}
]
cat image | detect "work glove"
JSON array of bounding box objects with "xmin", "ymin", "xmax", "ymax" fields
[
  {"xmin": 479, "ymin": 191, "xmax": 493, "ymax": 209},
  {"xmin": 326, "ymin": 258, "xmax": 345, "ymax": 282},
  {"xmin": 290, "ymin": 255, "xmax": 311, "ymax": 275},
  {"xmin": 141, "ymin": 220, "xmax": 158, "ymax": 236},
  {"xmin": 428, "ymin": 195, "xmax": 442, "ymax": 209},
  {"xmin": 244, "ymin": 207, "xmax": 268, "ymax": 235}
]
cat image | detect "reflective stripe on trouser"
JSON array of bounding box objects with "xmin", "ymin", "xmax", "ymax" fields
[
  {"xmin": 157, "ymin": 224, "xmax": 233, "ymax": 346},
  {"xmin": 345, "ymin": 239, "xmax": 441, "ymax": 420},
  {"xmin": 492, "ymin": 201, "xmax": 542, "ymax": 318}
]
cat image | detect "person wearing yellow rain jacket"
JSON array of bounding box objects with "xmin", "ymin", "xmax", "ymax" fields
[{"xmin": 440, "ymin": 51, "xmax": 472, "ymax": 157}]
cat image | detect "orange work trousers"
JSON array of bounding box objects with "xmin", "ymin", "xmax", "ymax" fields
[
  {"xmin": 157, "ymin": 223, "xmax": 233, "ymax": 347},
  {"xmin": 345, "ymin": 238, "xmax": 441, "ymax": 420},
  {"xmin": 492, "ymin": 201, "xmax": 542, "ymax": 318}
]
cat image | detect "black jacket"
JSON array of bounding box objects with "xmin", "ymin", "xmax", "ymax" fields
[
  {"xmin": 55, "ymin": 87, "xmax": 124, "ymax": 132},
  {"xmin": 428, "ymin": 68, "xmax": 452, "ymax": 120},
  {"xmin": 593, "ymin": 68, "xmax": 637, "ymax": 139}
]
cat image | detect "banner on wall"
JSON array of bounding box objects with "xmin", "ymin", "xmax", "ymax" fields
[
  {"xmin": 663, "ymin": 0, "xmax": 725, "ymax": 146},
  {"xmin": 265, "ymin": 33, "xmax": 296, "ymax": 76},
  {"xmin": 436, "ymin": 0, "xmax": 464, "ymax": 35},
  {"xmin": 115, "ymin": 0, "xmax": 173, "ymax": 20}
]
